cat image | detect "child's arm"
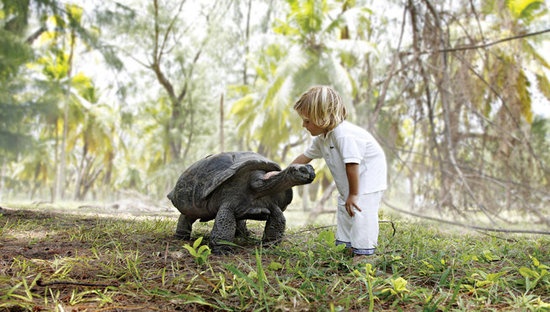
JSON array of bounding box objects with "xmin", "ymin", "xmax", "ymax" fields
[
  {"xmin": 263, "ymin": 154, "xmax": 312, "ymax": 179},
  {"xmin": 345, "ymin": 163, "xmax": 361, "ymax": 217},
  {"xmin": 291, "ymin": 154, "xmax": 312, "ymax": 165}
]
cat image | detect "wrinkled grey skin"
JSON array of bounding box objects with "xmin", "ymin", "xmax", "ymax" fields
[{"xmin": 167, "ymin": 152, "xmax": 315, "ymax": 254}]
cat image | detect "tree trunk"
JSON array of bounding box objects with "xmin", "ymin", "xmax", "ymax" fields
[
  {"xmin": 307, "ymin": 184, "xmax": 336, "ymax": 224},
  {"xmin": 54, "ymin": 29, "xmax": 76, "ymax": 202},
  {"xmin": 0, "ymin": 160, "xmax": 4, "ymax": 201},
  {"xmin": 219, "ymin": 93, "xmax": 225, "ymax": 152}
]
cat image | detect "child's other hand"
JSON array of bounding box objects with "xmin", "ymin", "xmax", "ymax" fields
[
  {"xmin": 263, "ymin": 171, "xmax": 280, "ymax": 179},
  {"xmin": 345, "ymin": 194, "xmax": 361, "ymax": 217}
]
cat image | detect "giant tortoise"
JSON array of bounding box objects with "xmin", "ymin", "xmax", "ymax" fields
[{"xmin": 167, "ymin": 151, "xmax": 315, "ymax": 254}]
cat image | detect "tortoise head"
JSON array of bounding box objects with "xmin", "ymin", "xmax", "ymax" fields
[{"xmin": 284, "ymin": 163, "xmax": 316, "ymax": 185}]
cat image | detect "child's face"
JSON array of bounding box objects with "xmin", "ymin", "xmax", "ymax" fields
[{"xmin": 300, "ymin": 115, "xmax": 325, "ymax": 136}]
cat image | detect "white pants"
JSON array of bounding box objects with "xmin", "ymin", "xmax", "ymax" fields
[{"xmin": 335, "ymin": 191, "xmax": 384, "ymax": 255}]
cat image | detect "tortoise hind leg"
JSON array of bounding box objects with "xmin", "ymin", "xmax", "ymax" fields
[
  {"xmin": 174, "ymin": 214, "xmax": 194, "ymax": 240},
  {"xmin": 236, "ymin": 220, "xmax": 251, "ymax": 238},
  {"xmin": 262, "ymin": 205, "xmax": 286, "ymax": 244}
]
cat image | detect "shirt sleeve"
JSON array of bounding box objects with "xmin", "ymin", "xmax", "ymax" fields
[
  {"xmin": 337, "ymin": 135, "xmax": 362, "ymax": 164},
  {"xmin": 304, "ymin": 137, "xmax": 323, "ymax": 159}
]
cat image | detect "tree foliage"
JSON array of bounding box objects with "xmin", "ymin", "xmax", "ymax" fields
[
  {"xmin": 0, "ymin": 0, "xmax": 548, "ymax": 225},
  {"xmin": 0, "ymin": 1, "xmax": 37, "ymax": 161},
  {"xmin": 384, "ymin": 0, "xmax": 550, "ymax": 224}
]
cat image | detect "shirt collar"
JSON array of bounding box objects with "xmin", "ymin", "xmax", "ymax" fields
[{"xmin": 321, "ymin": 121, "xmax": 343, "ymax": 139}]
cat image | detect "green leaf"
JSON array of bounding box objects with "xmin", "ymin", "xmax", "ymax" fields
[
  {"xmin": 230, "ymin": 95, "xmax": 255, "ymax": 116},
  {"xmin": 391, "ymin": 277, "xmax": 410, "ymax": 293},
  {"xmin": 182, "ymin": 245, "xmax": 197, "ymax": 257},
  {"xmin": 267, "ymin": 261, "xmax": 284, "ymax": 271},
  {"xmin": 536, "ymin": 73, "xmax": 550, "ymax": 101},
  {"xmin": 316, "ymin": 229, "xmax": 336, "ymax": 244},
  {"xmin": 519, "ymin": 266, "xmax": 538, "ymax": 278},
  {"xmin": 192, "ymin": 236, "xmax": 203, "ymax": 249},
  {"xmin": 439, "ymin": 267, "xmax": 452, "ymax": 287},
  {"xmin": 531, "ymin": 255, "xmax": 541, "ymax": 267},
  {"xmin": 226, "ymin": 264, "xmax": 260, "ymax": 292},
  {"xmin": 481, "ymin": 250, "xmax": 500, "ymax": 262},
  {"xmin": 507, "ymin": 0, "xmax": 545, "ymax": 21},
  {"xmin": 517, "ymin": 70, "xmax": 533, "ymax": 123}
]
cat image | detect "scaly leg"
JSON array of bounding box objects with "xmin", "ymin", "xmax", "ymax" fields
[
  {"xmin": 174, "ymin": 214, "xmax": 194, "ymax": 240},
  {"xmin": 210, "ymin": 205, "xmax": 236, "ymax": 254},
  {"xmin": 262, "ymin": 205, "xmax": 286, "ymax": 244},
  {"xmin": 236, "ymin": 219, "xmax": 251, "ymax": 238}
]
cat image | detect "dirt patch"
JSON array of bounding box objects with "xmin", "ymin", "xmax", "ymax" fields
[
  {"xmin": 0, "ymin": 206, "xmax": 283, "ymax": 311},
  {"xmin": 1, "ymin": 208, "xmax": 93, "ymax": 259}
]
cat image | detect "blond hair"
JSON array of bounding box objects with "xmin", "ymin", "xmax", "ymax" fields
[{"xmin": 293, "ymin": 85, "xmax": 347, "ymax": 131}]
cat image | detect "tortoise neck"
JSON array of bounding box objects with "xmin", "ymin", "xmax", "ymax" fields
[{"xmin": 250, "ymin": 169, "xmax": 295, "ymax": 198}]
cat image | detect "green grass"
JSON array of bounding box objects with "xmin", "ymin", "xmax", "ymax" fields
[{"xmin": 0, "ymin": 206, "xmax": 549, "ymax": 311}]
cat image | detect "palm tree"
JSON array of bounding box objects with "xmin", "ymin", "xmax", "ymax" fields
[
  {"xmin": 231, "ymin": 0, "xmax": 372, "ymax": 161},
  {"xmin": 68, "ymin": 74, "xmax": 117, "ymax": 200},
  {"xmin": 27, "ymin": 2, "xmax": 122, "ymax": 201},
  {"xmin": 0, "ymin": 0, "xmax": 62, "ymax": 200}
]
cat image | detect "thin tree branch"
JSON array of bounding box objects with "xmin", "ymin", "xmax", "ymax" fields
[
  {"xmin": 404, "ymin": 28, "xmax": 550, "ymax": 55},
  {"xmin": 384, "ymin": 200, "xmax": 550, "ymax": 235},
  {"xmin": 159, "ymin": 0, "xmax": 186, "ymax": 59},
  {"xmin": 369, "ymin": 3, "xmax": 407, "ymax": 128},
  {"xmin": 26, "ymin": 26, "xmax": 47, "ymax": 44}
]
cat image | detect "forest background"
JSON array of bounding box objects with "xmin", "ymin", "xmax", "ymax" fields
[{"xmin": 1, "ymin": 0, "xmax": 549, "ymax": 230}]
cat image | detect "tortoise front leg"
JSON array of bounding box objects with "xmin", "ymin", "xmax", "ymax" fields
[
  {"xmin": 262, "ymin": 205, "xmax": 286, "ymax": 244},
  {"xmin": 174, "ymin": 214, "xmax": 194, "ymax": 240},
  {"xmin": 210, "ymin": 205, "xmax": 237, "ymax": 254}
]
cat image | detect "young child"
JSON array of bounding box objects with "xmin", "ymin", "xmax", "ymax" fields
[{"xmin": 272, "ymin": 85, "xmax": 387, "ymax": 259}]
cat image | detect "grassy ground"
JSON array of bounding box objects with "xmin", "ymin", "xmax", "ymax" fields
[{"xmin": 0, "ymin": 203, "xmax": 549, "ymax": 311}]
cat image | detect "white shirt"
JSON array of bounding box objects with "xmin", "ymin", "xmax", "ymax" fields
[{"xmin": 304, "ymin": 121, "xmax": 387, "ymax": 197}]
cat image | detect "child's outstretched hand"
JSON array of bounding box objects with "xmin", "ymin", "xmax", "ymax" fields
[
  {"xmin": 263, "ymin": 171, "xmax": 280, "ymax": 179},
  {"xmin": 345, "ymin": 194, "xmax": 361, "ymax": 217}
]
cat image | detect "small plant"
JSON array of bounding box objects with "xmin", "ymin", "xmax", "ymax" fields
[
  {"xmin": 518, "ymin": 255, "xmax": 549, "ymax": 292},
  {"xmin": 470, "ymin": 269, "xmax": 510, "ymax": 288},
  {"xmin": 69, "ymin": 288, "xmax": 116, "ymax": 307},
  {"xmin": 365, "ymin": 264, "xmax": 377, "ymax": 312},
  {"xmin": 353, "ymin": 263, "xmax": 381, "ymax": 312},
  {"xmin": 315, "ymin": 229, "xmax": 347, "ymax": 253},
  {"xmin": 182, "ymin": 237, "xmax": 211, "ymax": 265},
  {"xmin": 2, "ymin": 205, "xmax": 549, "ymax": 311},
  {"xmin": 125, "ymin": 250, "xmax": 143, "ymax": 281},
  {"xmin": 0, "ymin": 274, "xmax": 41, "ymax": 304},
  {"xmin": 381, "ymin": 277, "xmax": 410, "ymax": 298},
  {"xmin": 225, "ymin": 248, "xmax": 274, "ymax": 310}
]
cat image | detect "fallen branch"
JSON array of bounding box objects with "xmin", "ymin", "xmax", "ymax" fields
[
  {"xmin": 286, "ymin": 220, "xmax": 396, "ymax": 238},
  {"xmin": 36, "ymin": 279, "xmax": 119, "ymax": 288},
  {"xmin": 384, "ymin": 200, "xmax": 550, "ymax": 235}
]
